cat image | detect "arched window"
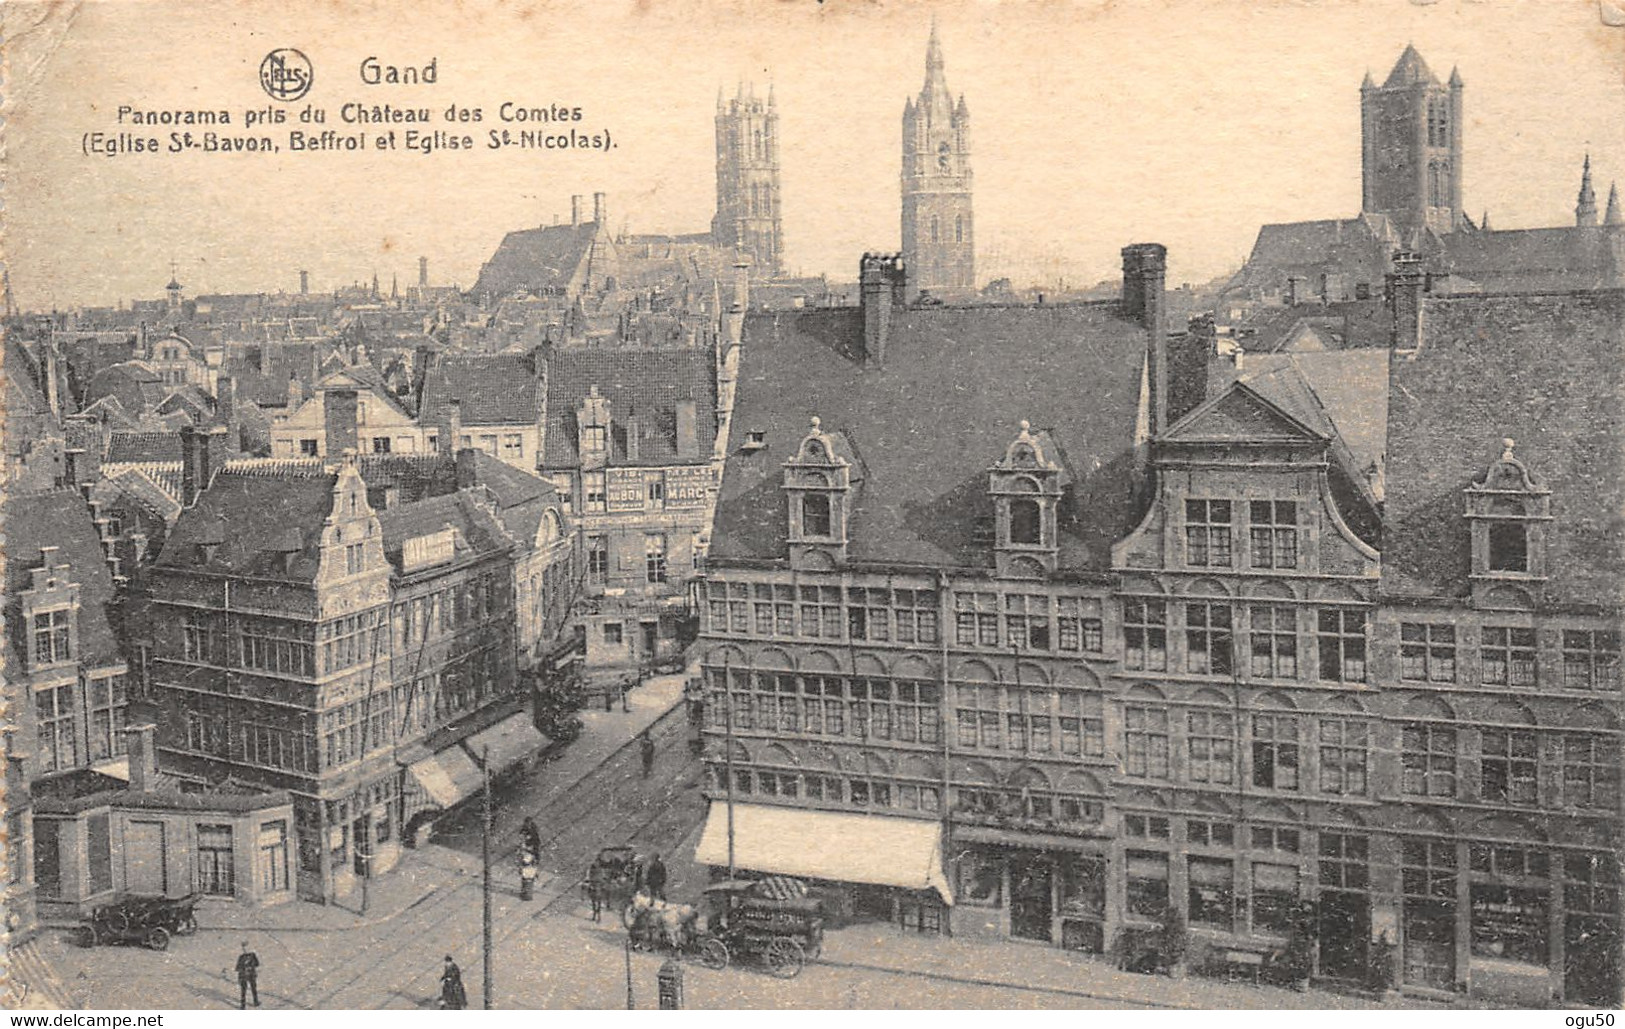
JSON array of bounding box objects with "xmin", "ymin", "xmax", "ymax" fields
[
  {"xmin": 1010, "ymin": 499, "xmax": 1041, "ymax": 545},
  {"xmin": 754, "ymin": 130, "xmax": 764, "ymax": 160},
  {"xmin": 955, "ymin": 216, "xmax": 964, "ymax": 243},
  {"xmin": 803, "ymin": 495, "xmax": 832, "ymax": 538},
  {"xmin": 931, "ymin": 216, "xmax": 940, "ymax": 244}
]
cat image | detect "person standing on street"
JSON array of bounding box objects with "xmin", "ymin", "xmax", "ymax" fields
[
  {"xmin": 235, "ymin": 941, "xmax": 260, "ymax": 1008},
  {"xmin": 440, "ymin": 956, "xmax": 467, "ymax": 1009},
  {"xmin": 639, "ymin": 731, "xmax": 656, "ymax": 779},
  {"xmin": 520, "ymin": 816, "xmax": 541, "ymax": 857},
  {"xmin": 519, "ymin": 849, "xmax": 538, "ymax": 901},
  {"xmin": 645, "ymin": 851, "xmax": 668, "ymax": 902}
]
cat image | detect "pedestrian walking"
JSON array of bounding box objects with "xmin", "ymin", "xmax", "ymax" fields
[
  {"xmin": 235, "ymin": 941, "xmax": 260, "ymax": 1009},
  {"xmin": 644, "ymin": 851, "xmax": 667, "ymax": 902},
  {"xmin": 519, "ymin": 849, "xmax": 538, "ymax": 901},
  {"xmin": 520, "ymin": 816, "xmax": 541, "ymax": 857},
  {"xmin": 639, "ymin": 731, "xmax": 656, "ymax": 779},
  {"xmin": 439, "ymin": 956, "xmax": 467, "ymax": 1010}
]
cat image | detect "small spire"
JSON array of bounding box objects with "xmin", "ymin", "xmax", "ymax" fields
[
  {"xmin": 716, "ymin": 85, "xmax": 725, "ymax": 111},
  {"xmin": 1577, "ymin": 153, "xmax": 1599, "ymax": 227},
  {"xmin": 1448, "ymin": 65, "xmax": 1463, "ymax": 88},
  {"xmin": 1018, "ymin": 419, "xmax": 1031, "ymax": 435},
  {"xmin": 1361, "ymin": 69, "xmax": 1375, "ymax": 90},
  {"xmin": 1501, "ymin": 437, "xmax": 1516, "ymax": 462},
  {"xmin": 1481, "ymin": 210, "xmax": 1491, "ymax": 231},
  {"xmin": 809, "ymin": 415, "xmax": 821, "ymax": 431},
  {"xmin": 1607, "ymin": 182, "xmax": 1622, "ymax": 226},
  {"xmin": 767, "ymin": 81, "xmax": 776, "ymax": 108}
]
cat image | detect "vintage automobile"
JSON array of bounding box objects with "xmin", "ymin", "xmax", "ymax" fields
[
  {"xmin": 79, "ymin": 893, "xmax": 203, "ymax": 951},
  {"xmin": 584, "ymin": 845, "xmax": 643, "ymax": 925},
  {"xmin": 695, "ymin": 879, "xmax": 824, "ymax": 978}
]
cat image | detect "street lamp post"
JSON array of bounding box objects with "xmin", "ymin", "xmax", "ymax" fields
[{"xmin": 482, "ymin": 744, "xmax": 493, "ymax": 1010}]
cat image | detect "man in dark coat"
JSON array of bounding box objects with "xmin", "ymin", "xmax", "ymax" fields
[
  {"xmin": 235, "ymin": 941, "xmax": 260, "ymax": 1008},
  {"xmin": 644, "ymin": 851, "xmax": 668, "ymax": 902},
  {"xmin": 440, "ymin": 956, "xmax": 468, "ymax": 1009},
  {"xmin": 639, "ymin": 732, "xmax": 656, "ymax": 779}
]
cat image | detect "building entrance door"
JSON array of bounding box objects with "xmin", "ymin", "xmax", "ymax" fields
[
  {"xmin": 1059, "ymin": 855, "xmax": 1106, "ymax": 953},
  {"xmin": 1009, "ymin": 854, "xmax": 1053, "ymax": 943},
  {"xmin": 641, "ymin": 621, "xmax": 659, "ymax": 659},
  {"xmin": 126, "ymin": 820, "xmax": 169, "ymax": 895},
  {"xmin": 1318, "ymin": 890, "xmax": 1370, "ymax": 981},
  {"xmin": 1565, "ymin": 914, "xmax": 1621, "ymax": 1006}
]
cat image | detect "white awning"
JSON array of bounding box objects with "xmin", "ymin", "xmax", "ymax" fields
[
  {"xmin": 407, "ymin": 746, "xmax": 484, "ymax": 809},
  {"xmin": 463, "ymin": 712, "xmax": 549, "ymax": 774},
  {"xmin": 694, "ymin": 802, "xmax": 953, "ymax": 904}
]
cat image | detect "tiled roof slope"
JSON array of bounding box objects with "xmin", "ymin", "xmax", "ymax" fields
[
  {"xmin": 710, "ymin": 304, "xmax": 1147, "ymax": 570},
  {"xmin": 378, "ymin": 491, "xmax": 513, "ymax": 573},
  {"xmin": 1382, "ymin": 290, "xmax": 1625, "ymax": 606},
  {"xmin": 3, "ymin": 489, "xmax": 124, "ymax": 668},
  {"xmin": 543, "ymin": 348, "xmax": 717, "ymax": 468},
  {"xmin": 156, "ymin": 466, "xmax": 337, "ymax": 581},
  {"xmin": 472, "ymin": 224, "xmax": 598, "ymax": 298},
  {"xmin": 420, "ymin": 352, "xmax": 543, "ymax": 427},
  {"xmin": 106, "ymin": 431, "xmax": 183, "ymax": 464},
  {"xmin": 1226, "ymin": 216, "xmax": 1395, "ymax": 296},
  {"xmin": 1439, "ymin": 227, "xmax": 1625, "ymax": 293}
]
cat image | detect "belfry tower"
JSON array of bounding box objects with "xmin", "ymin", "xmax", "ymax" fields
[
  {"xmin": 901, "ymin": 21, "xmax": 974, "ymax": 300},
  {"xmin": 1360, "ymin": 45, "xmax": 1464, "ymax": 238},
  {"xmin": 712, "ymin": 82, "xmax": 784, "ymax": 276}
]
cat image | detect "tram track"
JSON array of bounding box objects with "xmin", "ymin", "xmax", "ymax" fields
[{"xmin": 294, "ymin": 701, "xmax": 697, "ymax": 1008}]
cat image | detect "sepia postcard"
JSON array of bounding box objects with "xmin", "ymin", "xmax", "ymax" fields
[{"xmin": 2, "ymin": 0, "xmax": 1623, "ymax": 1015}]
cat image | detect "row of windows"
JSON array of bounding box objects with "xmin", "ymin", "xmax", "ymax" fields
[
  {"xmin": 1124, "ymin": 600, "xmax": 1369, "ymax": 683},
  {"xmin": 707, "ymin": 672, "xmax": 943, "ymax": 744},
  {"xmin": 1124, "ymin": 708, "xmax": 1369, "ymax": 795},
  {"xmin": 1401, "ymin": 623, "xmax": 1619, "ymax": 691},
  {"xmin": 1183, "ymin": 499, "xmax": 1300, "ymax": 570},
  {"xmin": 706, "ymin": 583, "xmax": 942, "ymax": 644},
  {"xmin": 33, "ymin": 675, "xmax": 129, "ymax": 774},
  {"xmin": 1399, "ymin": 724, "xmax": 1617, "ymax": 808},
  {"xmin": 711, "ymin": 765, "xmax": 944, "ymax": 814},
  {"xmin": 954, "ymin": 593, "xmax": 1104, "ymax": 653}
]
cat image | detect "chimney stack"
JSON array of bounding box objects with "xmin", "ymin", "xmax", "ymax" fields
[
  {"xmin": 180, "ymin": 424, "xmax": 207, "ymax": 506},
  {"xmin": 1122, "ymin": 243, "xmax": 1169, "ymax": 434},
  {"xmin": 323, "ymin": 388, "xmax": 360, "ymax": 458},
  {"xmin": 300, "ymin": 270, "xmax": 310, "ymax": 295},
  {"xmin": 593, "ymin": 192, "xmax": 607, "ymax": 226},
  {"xmin": 859, "ymin": 253, "xmax": 906, "ymax": 368},
  {"xmin": 675, "ymin": 400, "xmax": 699, "ymax": 459},
  {"xmin": 124, "ymin": 723, "xmax": 159, "ymax": 793},
  {"xmin": 418, "ymin": 256, "xmax": 429, "ymax": 288},
  {"xmin": 216, "ymin": 375, "xmax": 237, "ymax": 449},
  {"xmin": 438, "ymin": 397, "xmax": 462, "ymax": 456},
  {"xmin": 571, "ymin": 195, "xmax": 584, "ymax": 226},
  {"xmin": 455, "ymin": 447, "xmax": 478, "ymax": 489},
  {"xmin": 1386, "ymin": 250, "xmax": 1425, "ymax": 352}
]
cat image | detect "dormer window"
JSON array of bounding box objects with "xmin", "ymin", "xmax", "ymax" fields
[
  {"xmin": 988, "ymin": 421, "xmax": 1067, "ymax": 578},
  {"xmin": 742, "ymin": 430, "xmax": 767, "ymax": 452},
  {"xmin": 803, "ymin": 494, "xmax": 832, "ymax": 537},
  {"xmin": 1466, "ymin": 439, "xmax": 1552, "ymax": 592},
  {"xmin": 782, "ymin": 416, "xmax": 855, "ymax": 568}
]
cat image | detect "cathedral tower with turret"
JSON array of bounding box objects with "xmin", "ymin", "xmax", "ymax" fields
[
  {"xmin": 1360, "ymin": 45, "xmax": 1465, "ymax": 238},
  {"xmin": 712, "ymin": 82, "xmax": 784, "ymax": 276},
  {"xmin": 901, "ymin": 22, "xmax": 974, "ymax": 300}
]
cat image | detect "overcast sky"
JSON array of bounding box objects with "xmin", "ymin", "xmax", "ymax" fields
[{"xmin": 9, "ymin": 0, "xmax": 1623, "ymax": 309}]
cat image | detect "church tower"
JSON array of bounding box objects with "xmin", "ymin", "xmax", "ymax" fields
[
  {"xmin": 712, "ymin": 82, "xmax": 784, "ymax": 276},
  {"xmin": 1360, "ymin": 46, "xmax": 1464, "ymax": 238},
  {"xmin": 901, "ymin": 22, "xmax": 973, "ymax": 300}
]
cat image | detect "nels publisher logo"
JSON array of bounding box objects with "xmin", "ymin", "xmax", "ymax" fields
[{"xmin": 259, "ymin": 48, "xmax": 313, "ymax": 102}]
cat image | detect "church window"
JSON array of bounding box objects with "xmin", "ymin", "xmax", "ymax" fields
[
  {"xmin": 955, "ymin": 216, "xmax": 964, "ymax": 243},
  {"xmin": 1010, "ymin": 499, "xmax": 1041, "ymax": 545},
  {"xmin": 802, "ymin": 494, "xmax": 831, "ymax": 538},
  {"xmin": 931, "ymin": 216, "xmax": 940, "ymax": 244},
  {"xmin": 754, "ymin": 130, "xmax": 764, "ymax": 160},
  {"xmin": 1428, "ymin": 100, "xmax": 1449, "ymax": 147},
  {"xmin": 937, "ymin": 141, "xmax": 951, "ymax": 173}
]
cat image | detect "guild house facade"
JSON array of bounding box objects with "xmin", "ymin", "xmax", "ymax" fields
[
  {"xmin": 696, "ymin": 243, "xmax": 1623, "ymax": 1005},
  {"xmin": 145, "ymin": 412, "xmax": 556, "ymax": 903}
]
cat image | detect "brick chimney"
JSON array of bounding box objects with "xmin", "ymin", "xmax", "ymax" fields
[
  {"xmin": 571, "ymin": 195, "xmax": 584, "ymax": 226},
  {"xmin": 593, "ymin": 192, "xmax": 608, "ymax": 226},
  {"xmin": 300, "ymin": 270, "xmax": 310, "ymax": 295},
  {"xmin": 179, "ymin": 424, "xmax": 215, "ymax": 506},
  {"xmin": 1122, "ymin": 243, "xmax": 1169, "ymax": 434},
  {"xmin": 860, "ymin": 253, "xmax": 906, "ymax": 368},
  {"xmin": 1386, "ymin": 250, "xmax": 1424, "ymax": 353},
  {"xmin": 418, "ymin": 256, "xmax": 428, "ymax": 288},
  {"xmin": 438, "ymin": 397, "xmax": 462, "ymax": 456},
  {"xmin": 675, "ymin": 400, "xmax": 699, "ymax": 459},
  {"xmin": 323, "ymin": 388, "xmax": 359, "ymax": 458},
  {"xmin": 124, "ymin": 723, "xmax": 158, "ymax": 793},
  {"xmin": 216, "ymin": 375, "xmax": 238, "ymax": 449},
  {"xmin": 455, "ymin": 447, "xmax": 479, "ymax": 489}
]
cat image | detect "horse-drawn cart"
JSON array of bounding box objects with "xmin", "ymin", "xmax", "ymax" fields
[
  {"xmin": 584, "ymin": 845, "xmax": 643, "ymax": 925},
  {"xmin": 624, "ymin": 878, "xmax": 823, "ymax": 979}
]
